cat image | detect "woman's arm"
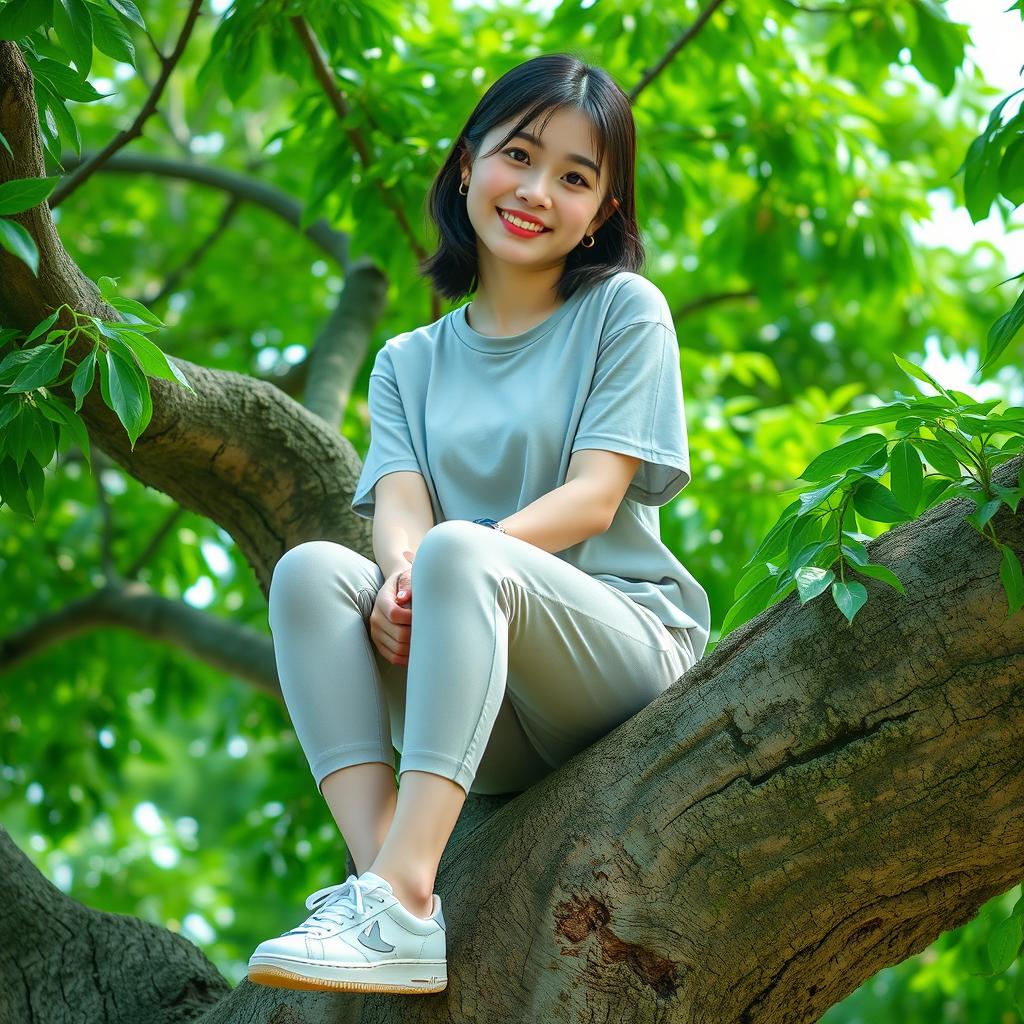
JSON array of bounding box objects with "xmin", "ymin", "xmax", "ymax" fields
[{"xmin": 372, "ymin": 470, "xmax": 435, "ymax": 577}]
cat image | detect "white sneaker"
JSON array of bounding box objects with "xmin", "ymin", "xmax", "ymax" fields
[{"xmin": 247, "ymin": 870, "xmax": 447, "ymax": 994}]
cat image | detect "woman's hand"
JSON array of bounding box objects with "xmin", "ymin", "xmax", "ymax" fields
[{"xmin": 369, "ymin": 549, "xmax": 416, "ymax": 666}]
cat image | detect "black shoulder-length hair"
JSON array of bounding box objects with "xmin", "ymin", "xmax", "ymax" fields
[{"xmin": 417, "ymin": 52, "xmax": 646, "ymax": 304}]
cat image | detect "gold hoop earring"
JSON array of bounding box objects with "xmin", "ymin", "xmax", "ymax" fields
[
  {"xmin": 458, "ymin": 181, "xmax": 469, "ymax": 196},
  {"xmin": 580, "ymin": 233, "xmax": 595, "ymax": 248}
]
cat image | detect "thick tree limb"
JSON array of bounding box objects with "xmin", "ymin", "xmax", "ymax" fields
[{"xmin": 0, "ymin": 466, "xmax": 1021, "ymax": 1023}]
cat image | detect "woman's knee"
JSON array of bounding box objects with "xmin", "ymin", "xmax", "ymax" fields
[
  {"xmin": 414, "ymin": 519, "xmax": 491, "ymax": 573},
  {"xmin": 268, "ymin": 540, "xmax": 363, "ymax": 621}
]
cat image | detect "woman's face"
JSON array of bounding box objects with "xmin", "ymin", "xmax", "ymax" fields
[{"xmin": 460, "ymin": 107, "xmax": 619, "ymax": 266}]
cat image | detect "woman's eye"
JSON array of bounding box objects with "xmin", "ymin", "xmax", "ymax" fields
[{"xmin": 502, "ymin": 149, "xmax": 588, "ymax": 187}]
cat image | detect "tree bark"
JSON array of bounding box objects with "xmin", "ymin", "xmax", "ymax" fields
[{"xmin": 2, "ymin": 461, "xmax": 1022, "ymax": 1022}]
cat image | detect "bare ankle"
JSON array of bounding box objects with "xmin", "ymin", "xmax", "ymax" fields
[{"xmin": 367, "ymin": 865, "xmax": 434, "ymax": 918}]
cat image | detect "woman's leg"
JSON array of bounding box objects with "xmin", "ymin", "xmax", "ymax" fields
[
  {"xmin": 267, "ymin": 540, "xmax": 405, "ymax": 875},
  {"xmin": 365, "ymin": 520, "xmax": 697, "ymax": 917},
  {"xmin": 319, "ymin": 763, "xmax": 398, "ymax": 876}
]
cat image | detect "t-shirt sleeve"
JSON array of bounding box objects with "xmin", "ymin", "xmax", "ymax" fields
[
  {"xmin": 350, "ymin": 347, "xmax": 424, "ymax": 520},
  {"xmin": 570, "ymin": 319, "xmax": 692, "ymax": 506}
]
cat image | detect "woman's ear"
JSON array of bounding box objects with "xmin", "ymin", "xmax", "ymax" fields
[{"xmin": 593, "ymin": 196, "xmax": 621, "ymax": 233}]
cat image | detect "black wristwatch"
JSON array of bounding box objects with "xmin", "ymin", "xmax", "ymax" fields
[{"xmin": 473, "ymin": 517, "xmax": 508, "ymax": 534}]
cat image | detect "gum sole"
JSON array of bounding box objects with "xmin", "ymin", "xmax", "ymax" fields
[{"xmin": 248, "ymin": 964, "xmax": 447, "ymax": 994}]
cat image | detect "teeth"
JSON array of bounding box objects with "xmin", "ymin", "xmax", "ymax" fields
[{"xmin": 500, "ymin": 210, "xmax": 544, "ymax": 232}]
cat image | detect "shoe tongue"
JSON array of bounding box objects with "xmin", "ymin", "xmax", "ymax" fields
[{"xmin": 358, "ymin": 871, "xmax": 394, "ymax": 896}]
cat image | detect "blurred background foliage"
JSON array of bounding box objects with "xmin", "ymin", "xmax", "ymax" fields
[{"xmin": 0, "ymin": 0, "xmax": 1022, "ymax": 1014}]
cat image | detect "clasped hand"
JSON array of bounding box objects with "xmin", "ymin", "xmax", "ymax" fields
[{"xmin": 369, "ymin": 548, "xmax": 415, "ymax": 667}]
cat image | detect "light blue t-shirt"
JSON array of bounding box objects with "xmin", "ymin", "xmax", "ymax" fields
[{"xmin": 351, "ymin": 270, "xmax": 711, "ymax": 660}]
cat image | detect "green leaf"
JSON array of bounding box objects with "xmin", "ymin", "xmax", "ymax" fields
[
  {"xmin": 89, "ymin": 0, "xmax": 134, "ymax": 63},
  {"xmin": 961, "ymin": 130, "xmax": 1003, "ymax": 223},
  {"xmin": 32, "ymin": 77, "xmax": 81, "ymax": 159},
  {"xmin": 70, "ymin": 347, "xmax": 96, "ymax": 412},
  {"xmin": 106, "ymin": 295, "xmax": 166, "ymax": 328},
  {"xmin": 27, "ymin": 55, "xmax": 108, "ymax": 101},
  {"xmin": 893, "ymin": 353, "xmax": 953, "ymax": 403},
  {"xmin": 720, "ymin": 574, "xmax": 779, "ymax": 638},
  {"xmin": 23, "ymin": 405, "xmax": 57, "ymax": 467},
  {"xmin": 0, "ymin": 127, "xmax": 12, "ymax": 159},
  {"xmin": 797, "ymin": 477, "xmax": 846, "ymax": 515},
  {"xmin": 0, "ymin": 175, "xmax": 59, "ymax": 215},
  {"xmin": 0, "ymin": 0, "xmax": 51, "ymax": 40},
  {"xmin": 96, "ymin": 274, "xmax": 120, "ymax": 299},
  {"xmin": 795, "ymin": 565, "xmax": 834, "ymax": 603},
  {"xmin": 999, "ymin": 544, "xmax": 1024, "ymax": 618},
  {"xmin": 0, "ymin": 217, "xmax": 41, "ymax": 275},
  {"xmin": 890, "ymin": 438, "xmax": 924, "ymax": 515},
  {"xmin": 852, "ymin": 479, "xmax": 914, "ymax": 523},
  {"xmin": 800, "ymin": 433, "xmax": 889, "ymax": 483},
  {"xmin": 964, "ymin": 496, "xmax": 1004, "ymax": 532},
  {"xmin": 914, "ymin": 437, "xmax": 965, "ymax": 478},
  {"xmin": 741, "ymin": 499, "xmax": 802, "ymax": 570},
  {"xmin": 105, "ymin": 0, "xmax": 144, "ymax": 29},
  {"xmin": 51, "ymin": 0, "xmax": 94, "ymax": 79},
  {"xmin": 0, "ymin": 455, "xmax": 34, "ymax": 517},
  {"xmin": 113, "ymin": 329, "xmax": 194, "ymax": 392},
  {"xmin": 999, "ymin": 135, "xmax": 1024, "ymax": 207},
  {"xmin": 98, "ymin": 346, "xmax": 152, "ymax": 449},
  {"xmin": 980, "ymin": 286, "xmax": 1024, "ymax": 378},
  {"xmin": 38, "ymin": 391, "xmax": 92, "ymax": 471},
  {"xmin": 911, "ymin": 2, "xmax": 963, "ymax": 96},
  {"xmin": 788, "ymin": 540, "xmax": 833, "ymax": 573},
  {"xmin": 849, "ymin": 560, "xmax": 907, "ymax": 594},
  {"xmin": 6, "ymin": 341, "xmax": 67, "ymax": 392},
  {"xmin": 820, "ymin": 399, "xmax": 913, "ymax": 429},
  {"xmin": 25, "ymin": 309, "xmax": 60, "ymax": 342},
  {"xmin": 0, "ymin": 395, "xmax": 22, "ymax": 431},
  {"xmin": 987, "ymin": 915, "xmax": 1023, "ymax": 975},
  {"xmin": 832, "ymin": 579, "xmax": 868, "ymax": 624}
]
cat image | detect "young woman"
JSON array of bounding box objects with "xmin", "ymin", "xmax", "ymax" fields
[{"xmin": 247, "ymin": 51, "xmax": 711, "ymax": 996}]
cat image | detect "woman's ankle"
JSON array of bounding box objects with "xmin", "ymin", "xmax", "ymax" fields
[{"xmin": 365, "ymin": 864, "xmax": 434, "ymax": 918}]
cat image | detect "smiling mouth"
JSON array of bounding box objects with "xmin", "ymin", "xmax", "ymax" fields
[{"xmin": 496, "ymin": 207, "xmax": 551, "ymax": 233}]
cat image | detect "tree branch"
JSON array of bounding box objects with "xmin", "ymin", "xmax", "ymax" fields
[
  {"xmin": 125, "ymin": 504, "xmax": 187, "ymax": 579},
  {"xmin": 674, "ymin": 287, "xmax": 758, "ymax": 320},
  {"xmin": 288, "ymin": 16, "xmax": 428, "ymax": 268},
  {"xmin": 53, "ymin": 150, "xmax": 351, "ymax": 271},
  {"xmin": 48, "ymin": 0, "xmax": 205, "ymax": 208},
  {"xmin": 0, "ymin": 579, "xmax": 281, "ymax": 698},
  {"xmin": 140, "ymin": 193, "xmax": 243, "ymax": 307},
  {"xmin": 629, "ymin": 0, "xmax": 729, "ymax": 103}
]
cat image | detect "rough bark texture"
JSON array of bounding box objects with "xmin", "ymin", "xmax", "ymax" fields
[{"xmin": 2, "ymin": 463, "xmax": 1022, "ymax": 1023}]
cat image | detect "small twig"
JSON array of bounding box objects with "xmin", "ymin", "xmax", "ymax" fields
[
  {"xmin": 629, "ymin": 0, "xmax": 728, "ymax": 103},
  {"xmin": 142, "ymin": 194, "xmax": 243, "ymax": 306},
  {"xmin": 125, "ymin": 505, "xmax": 188, "ymax": 580}
]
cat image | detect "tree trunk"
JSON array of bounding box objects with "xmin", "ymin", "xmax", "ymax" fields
[{"xmin": 2, "ymin": 459, "xmax": 1022, "ymax": 1022}]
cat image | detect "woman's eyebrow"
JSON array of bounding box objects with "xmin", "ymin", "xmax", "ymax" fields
[{"xmin": 510, "ymin": 131, "xmax": 600, "ymax": 176}]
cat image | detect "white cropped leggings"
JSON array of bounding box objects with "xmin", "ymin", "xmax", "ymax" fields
[{"xmin": 267, "ymin": 519, "xmax": 697, "ymax": 797}]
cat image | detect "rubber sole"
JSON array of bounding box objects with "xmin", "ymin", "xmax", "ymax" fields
[{"xmin": 247, "ymin": 958, "xmax": 447, "ymax": 994}]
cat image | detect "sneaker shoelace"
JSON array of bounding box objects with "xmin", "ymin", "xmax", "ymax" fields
[{"xmin": 285, "ymin": 875, "xmax": 387, "ymax": 935}]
